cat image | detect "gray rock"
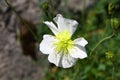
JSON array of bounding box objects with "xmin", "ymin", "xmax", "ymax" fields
[
  {"xmin": 0, "ymin": 0, "xmax": 47, "ymax": 80},
  {"xmin": 0, "ymin": 28, "xmax": 43, "ymax": 80}
]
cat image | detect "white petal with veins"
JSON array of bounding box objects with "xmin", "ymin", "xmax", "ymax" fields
[
  {"xmin": 48, "ymin": 52, "xmax": 77, "ymax": 68},
  {"xmin": 40, "ymin": 35, "xmax": 56, "ymax": 54},
  {"xmin": 62, "ymin": 54, "xmax": 77, "ymax": 68},
  {"xmin": 44, "ymin": 21, "xmax": 58, "ymax": 35},
  {"xmin": 74, "ymin": 37, "xmax": 88, "ymax": 47},
  {"xmin": 48, "ymin": 52, "xmax": 62, "ymax": 67},
  {"xmin": 69, "ymin": 44, "xmax": 87, "ymax": 59},
  {"xmin": 53, "ymin": 14, "xmax": 78, "ymax": 36}
]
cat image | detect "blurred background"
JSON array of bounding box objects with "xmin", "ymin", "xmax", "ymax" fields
[{"xmin": 0, "ymin": 0, "xmax": 120, "ymax": 80}]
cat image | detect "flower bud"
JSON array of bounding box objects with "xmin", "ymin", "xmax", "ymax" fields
[
  {"xmin": 105, "ymin": 51, "xmax": 114, "ymax": 59},
  {"xmin": 108, "ymin": 3, "xmax": 114, "ymax": 15},
  {"xmin": 111, "ymin": 18, "xmax": 119, "ymax": 29},
  {"xmin": 41, "ymin": 2, "xmax": 49, "ymax": 11}
]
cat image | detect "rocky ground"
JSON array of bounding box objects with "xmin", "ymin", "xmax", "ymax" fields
[
  {"xmin": 0, "ymin": 0, "xmax": 45, "ymax": 80},
  {"xmin": 0, "ymin": 28, "xmax": 43, "ymax": 80}
]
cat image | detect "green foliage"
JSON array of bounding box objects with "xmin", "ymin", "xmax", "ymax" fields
[{"xmin": 37, "ymin": 0, "xmax": 120, "ymax": 80}]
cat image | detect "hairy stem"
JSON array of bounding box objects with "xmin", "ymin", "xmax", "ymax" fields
[
  {"xmin": 82, "ymin": 0, "xmax": 86, "ymax": 25},
  {"xmin": 89, "ymin": 32, "xmax": 115, "ymax": 56},
  {"xmin": 49, "ymin": 0, "xmax": 55, "ymax": 16},
  {"xmin": 112, "ymin": 65, "xmax": 115, "ymax": 80}
]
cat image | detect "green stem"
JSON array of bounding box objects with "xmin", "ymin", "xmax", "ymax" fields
[
  {"xmin": 89, "ymin": 32, "xmax": 115, "ymax": 56},
  {"xmin": 4, "ymin": 0, "xmax": 38, "ymax": 41},
  {"xmin": 82, "ymin": 0, "xmax": 86, "ymax": 25},
  {"xmin": 49, "ymin": 0, "xmax": 55, "ymax": 16},
  {"xmin": 112, "ymin": 65, "xmax": 115, "ymax": 80}
]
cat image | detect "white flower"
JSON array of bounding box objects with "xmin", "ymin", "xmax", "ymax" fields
[{"xmin": 40, "ymin": 14, "xmax": 88, "ymax": 68}]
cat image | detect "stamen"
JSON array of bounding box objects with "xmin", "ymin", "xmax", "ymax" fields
[{"xmin": 53, "ymin": 30, "xmax": 73, "ymax": 54}]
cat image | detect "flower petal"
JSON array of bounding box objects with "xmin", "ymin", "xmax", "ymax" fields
[
  {"xmin": 74, "ymin": 37, "xmax": 88, "ymax": 47},
  {"xmin": 69, "ymin": 45, "xmax": 87, "ymax": 59},
  {"xmin": 48, "ymin": 52, "xmax": 62, "ymax": 67},
  {"xmin": 44, "ymin": 21, "xmax": 58, "ymax": 35},
  {"xmin": 62, "ymin": 54, "xmax": 77, "ymax": 68},
  {"xmin": 39, "ymin": 35, "xmax": 56, "ymax": 54},
  {"xmin": 48, "ymin": 52, "xmax": 77, "ymax": 68},
  {"xmin": 53, "ymin": 14, "xmax": 78, "ymax": 36}
]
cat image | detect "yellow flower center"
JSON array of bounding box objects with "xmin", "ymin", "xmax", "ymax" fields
[{"xmin": 54, "ymin": 30, "xmax": 73, "ymax": 54}]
